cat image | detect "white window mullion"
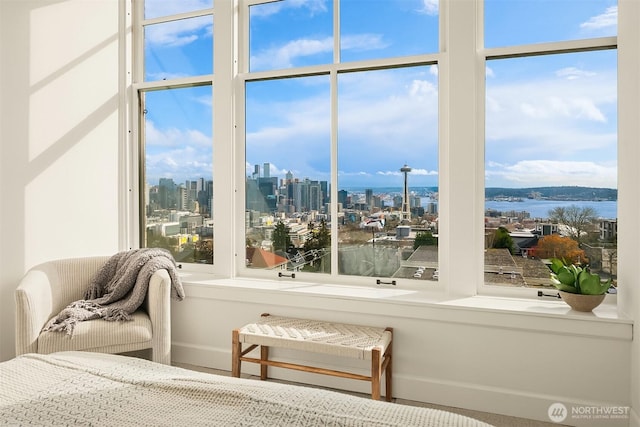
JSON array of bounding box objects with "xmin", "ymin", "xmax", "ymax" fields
[
  {"xmin": 213, "ymin": 0, "xmax": 235, "ymax": 276},
  {"xmin": 443, "ymin": 0, "xmax": 481, "ymax": 297}
]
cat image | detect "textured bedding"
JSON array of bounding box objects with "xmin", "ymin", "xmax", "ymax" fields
[{"xmin": 0, "ymin": 352, "xmax": 492, "ymax": 427}]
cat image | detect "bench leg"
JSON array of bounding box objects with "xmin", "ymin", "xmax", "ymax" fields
[
  {"xmin": 385, "ymin": 338, "xmax": 393, "ymax": 402},
  {"xmin": 232, "ymin": 329, "xmax": 241, "ymax": 377},
  {"xmin": 260, "ymin": 345, "xmax": 269, "ymax": 380},
  {"xmin": 371, "ymin": 348, "xmax": 381, "ymax": 400}
]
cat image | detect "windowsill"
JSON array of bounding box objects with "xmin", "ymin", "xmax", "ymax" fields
[{"xmin": 178, "ymin": 273, "xmax": 632, "ymax": 341}]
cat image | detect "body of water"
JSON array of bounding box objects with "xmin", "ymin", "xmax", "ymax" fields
[
  {"xmin": 484, "ymin": 199, "xmax": 617, "ymax": 219},
  {"xmin": 343, "ymin": 186, "xmax": 617, "ymax": 220},
  {"xmin": 420, "ymin": 198, "xmax": 617, "ymax": 219}
]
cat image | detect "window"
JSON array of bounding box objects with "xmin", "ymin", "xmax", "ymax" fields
[
  {"xmin": 133, "ymin": 0, "xmax": 632, "ymax": 300},
  {"xmin": 242, "ymin": 0, "xmax": 439, "ymax": 283},
  {"xmin": 336, "ymin": 66, "xmax": 438, "ymax": 280},
  {"xmin": 483, "ymin": 1, "xmax": 617, "ymax": 291},
  {"xmin": 245, "ymin": 75, "xmax": 331, "ymax": 272},
  {"xmin": 137, "ymin": 1, "xmax": 214, "ymax": 266}
]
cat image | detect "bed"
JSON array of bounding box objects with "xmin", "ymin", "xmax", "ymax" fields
[{"xmin": 0, "ymin": 352, "xmax": 492, "ymax": 426}]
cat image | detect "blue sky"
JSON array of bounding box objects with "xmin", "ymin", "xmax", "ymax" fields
[{"xmin": 143, "ymin": 0, "xmax": 618, "ymax": 190}]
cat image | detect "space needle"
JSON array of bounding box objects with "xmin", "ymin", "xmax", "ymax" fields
[{"xmin": 400, "ymin": 164, "xmax": 412, "ymax": 222}]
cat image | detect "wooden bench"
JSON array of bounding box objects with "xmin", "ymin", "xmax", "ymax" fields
[{"xmin": 231, "ymin": 313, "xmax": 393, "ymax": 401}]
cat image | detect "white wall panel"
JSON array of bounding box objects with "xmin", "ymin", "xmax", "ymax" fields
[
  {"xmin": 0, "ymin": 0, "xmax": 121, "ymax": 362},
  {"xmin": 171, "ymin": 282, "xmax": 631, "ymax": 426}
]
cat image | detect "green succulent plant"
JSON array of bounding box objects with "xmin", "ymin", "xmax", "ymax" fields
[{"xmin": 549, "ymin": 258, "xmax": 611, "ymax": 295}]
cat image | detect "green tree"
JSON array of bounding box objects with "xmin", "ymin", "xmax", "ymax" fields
[
  {"xmin": 194, "ymin": 239, "xmax": 213, "ymax": 263},
  {"xmin": 492, "ymin": 227, "xmax": 514, "ymax": 254},
  {"xmin": 548, "ymin": 205, "xmax": 598, "ymax": 243},
  {"xmin": 315, "ymin": 219, "xmax": 330, "ymax": 248},
  {"xmin": 272, "ymin": 221, "xmax": 291, "ymax": 253},
  {"xmin": 303, "ymin": 219, "xmax": 330, "ymax": 252},
  {"xmin": 413, "ymin": 231, "xmax": 437, "ymax": 250},
  {"xmin": 303, "ymin": 219, "xmax": 331, "ymax": 272},
  {"xmin": 146, "ymin": 231, "xmax": 178, "ymax": 253}
]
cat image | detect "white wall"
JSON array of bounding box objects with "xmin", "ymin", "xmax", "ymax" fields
[
  {"xmin": 0, "ymin": 2, "xmax": 637, "ymax": 426},
  {"xmin": 0, "ymin": 0, "xmax": 122, "ymax": 361}
]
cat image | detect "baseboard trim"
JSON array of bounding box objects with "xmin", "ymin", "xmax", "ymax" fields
[{"xmin": 172, "ymin": 343, "xmax": 631, "ymax": 427}]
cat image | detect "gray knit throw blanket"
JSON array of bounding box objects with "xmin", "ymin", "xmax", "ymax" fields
[{"xmin": 44, "ymin": 248, "xmax": 185, "ymax": 335}]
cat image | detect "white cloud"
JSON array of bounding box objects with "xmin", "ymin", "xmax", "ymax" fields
[
  {"xmin": 250, "ymin": 33, "xmax": 388, "ymax": 70},
  {"xmin": 580, "ymin": 6, "xmax": 617, "ymax": 31},
  {"xmin": 519, "ymin": 96, "xmax": 606, "ymax": 122},
  {"xmin": 484, "ymin": 58, "xmax": 616, "ymax": 188},
  {"xmin": 246, "ymin": 92, "xmax": 330, "ymax": 148},
  {"xmin": 377, "ymin": 168, "xmax": 437, "ymax": 177},
  {"xmin": 336, "ymin": 71, "xmax": 438, "ymax": 142},
  {"xmin": 486, "ymin": 160, "xmax": 616, "ymax": 188},
  {"xmin": 338, "ymin": 171, "xmax": 373, "ymax": 177},
  {"xmin": 341, "ymin": 34, "xmax": 389, "ymax": 51},
  {"xmin": 244, "ymin": 68, "xmax": 439, "ymax": 187},
  {"xmin": 554, "ymin": 97, "xmax": 606, "ymax": 122},
  {"xmin": 411, "ymin": 168, "xmax": 439, "ymax": 176},
  {"xmin": 194, "ymin": 95, "xmax": 212, "ymax": 108},
  {"xmin": 250, "ymin": 37, "xmax": 333, "ymax": 70},
  {"xmin": 417, "ymin": 0, "xmax": 439, "ymax": 16},
  {"xmin": 377, "ymin": 171, "xmax": 401, "ymax": 177},
  {"xmin": 146, "ymin": 121, "xmax": 210, "ymax": 147},
  {"xmin": 146, "ymin": 146, "xmax": 212, "ymax": 183},
  {"xmin": 145, "ymin": 121, "xmax": 212, "ymax": 182},
  {"xmin": 250, "ymin": 0, "xmax": 328, "ymax": 18},
  {"xmin": 556, "ymin": 67, "xmax": 596, "ymax": 80},
  {"xmin": 145, "ymin": 15, "xmax": 212, "ymax": 47},
  {"xmin": 409, "ymin": 79, "xmax": 437, "ymax": 100},
  {"xmin": 487, "ymin": 66, "xmax": 614, "ymax": 143}
]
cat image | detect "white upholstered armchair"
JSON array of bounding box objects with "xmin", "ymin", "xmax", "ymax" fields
[{"xmin": 15, "ymin": 256, "xmax": 172, "ymax": 364}]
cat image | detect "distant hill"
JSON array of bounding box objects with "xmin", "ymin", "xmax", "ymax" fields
[{"xmin": 485, "ymin": 186, "xmax": 617, "ymax": 201}]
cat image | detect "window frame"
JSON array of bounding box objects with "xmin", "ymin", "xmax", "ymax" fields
[
  {"xmin": 234, "ymin": 0, "xmax": 446, "ymax": 292},
  {"xmin": 131, "ymin": 1, "xmax": 223, "ymax": 275},
  {"xmin": 129, "ymin": 0, "xmax": 634, "ymax": 310},
  {"xmin": 478, "ymin": 3, "xmax": 618, "ymax": 297}
]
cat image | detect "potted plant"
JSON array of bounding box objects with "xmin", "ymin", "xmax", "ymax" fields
[{"xmin": 549, "ymin": 258, "xmax": 612, "ymax": 312}]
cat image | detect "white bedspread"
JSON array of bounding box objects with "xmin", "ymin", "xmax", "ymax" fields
[{"xmin": 0, "ymin": 352, "xmax": 492, "ymax": 427}]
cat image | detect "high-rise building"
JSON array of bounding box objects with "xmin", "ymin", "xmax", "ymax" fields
[
  {"xmin": 178, "ymin": 186, "xmax": 188, "ymax": 210},
  {"xmin": 365, "ymin": 189, "xmax": 373, "ymax": 208},
  {"xmin": 158, "ymin": 178, "xmax": 177, "ymax": 209},
  {"xmin": 338, "ymin": 189, "xmax": 348, "ymax": 208}
]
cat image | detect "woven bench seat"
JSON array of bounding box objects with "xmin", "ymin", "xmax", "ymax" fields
[{"xmin": 232, "ymin": 313, "xmax": 393, "ymax": 401}]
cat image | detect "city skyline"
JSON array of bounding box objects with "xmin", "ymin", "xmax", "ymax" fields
[{"xmin": 145, "ymin": 173, "xmax": 617, "ymax": 192}]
